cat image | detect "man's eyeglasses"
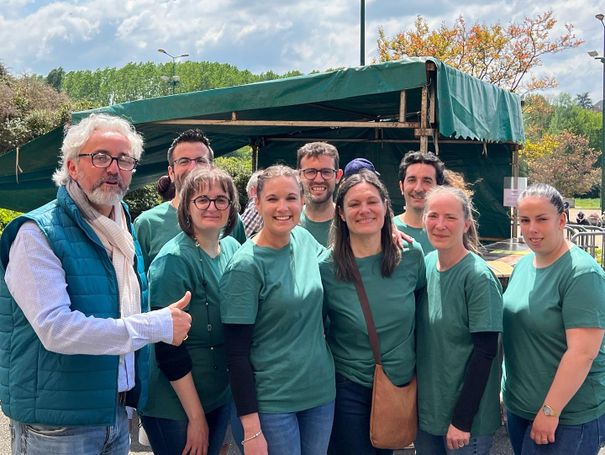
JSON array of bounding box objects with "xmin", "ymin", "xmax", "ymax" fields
[
  {"xmin": 78, "ymin": 152, "xmax": 138, "ymax": 171},
  {"xmin": 173, "ymin": 157, "xmax": 210, "ymax": 167},
  {"xmin": 300, "ymin": 168, "xmax": 337, "ymax": 179},
  {"xmin": 192, "ymin": 196, "xmax": 232, "ymax": 211}
]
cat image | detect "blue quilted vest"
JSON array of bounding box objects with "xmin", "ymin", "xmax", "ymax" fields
[{"xmin": 0, "ymin": 186, "xmax": 149, "ymax": 426}]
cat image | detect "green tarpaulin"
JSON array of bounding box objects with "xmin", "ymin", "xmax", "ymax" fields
[{"xmin": 0, "ymin": 58, "xmax": 523, "ymax": 238}]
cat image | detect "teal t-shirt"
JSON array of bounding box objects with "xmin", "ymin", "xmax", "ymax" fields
[
  {"xmin": 219, "ymin": 226, "xmax": 335, "ymax": 413},
  {"xmin": 393, "ymin": 214, "xmax": 433, "ymax": 255},
  {"xmin": 134, "ymin": 202, "xmax": 180, "ymax": 271},
  {"xmin": 502, "ymin": 245, "xmax": 605, "ymax": 425},
  {"xmin": 417, "ymin": 251, "xmax": 503, "ymax": 436},
  {"xmin": 320, "ymin": 241, "xmax": 425, "ymax": 388},
  {"xmin": 142, "ymin": 232, "xmax": 241, "ymax": 420},
  {"xmin": 134, "ymin": 202, "xmax": 247, "ymax": 271},
  {"xmin": 299, "ymin": 210, "xmax": 332, "ymax": 247}
]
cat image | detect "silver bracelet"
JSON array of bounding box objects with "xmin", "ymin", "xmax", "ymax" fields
[{"xmin": 242, "ymin": 429, "xmax": 263, "ymax": 445}]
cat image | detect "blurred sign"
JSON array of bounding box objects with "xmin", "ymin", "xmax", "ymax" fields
[{"xmin": 503, "ymin": 177, "xmax": 527, "ymax": 207}]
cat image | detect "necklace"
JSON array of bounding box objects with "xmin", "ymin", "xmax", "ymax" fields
[{"xmin": 194, "ymin": 236, "xmax": 221, "ymax": 258}]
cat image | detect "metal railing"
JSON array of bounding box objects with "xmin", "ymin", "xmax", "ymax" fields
[{"xmin": 566, "ymin": 224, "xmax": 605, "ymax": 267}]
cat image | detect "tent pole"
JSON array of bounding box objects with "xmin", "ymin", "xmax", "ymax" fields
[{"xmin": 511, "ymin": 144, "xmax": 520, "ymax": 239}]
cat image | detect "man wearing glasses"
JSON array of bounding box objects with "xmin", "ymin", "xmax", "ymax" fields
[
  {"xmin": 296, "ymin": 142, "xmax": 343, "ymax": 246},
  {"xmin": 134, "ymin": 129, "xmax": 246, "ymax": 271},
  {"xmin": 0, "ymin": 113, "xmax": 192, "ymax": 454}
]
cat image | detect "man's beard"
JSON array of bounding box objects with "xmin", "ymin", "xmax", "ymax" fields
[{"xmin": 85, "ymin": 177, "xmax": 128, "ymax": 208}]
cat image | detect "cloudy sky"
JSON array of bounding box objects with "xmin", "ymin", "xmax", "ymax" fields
[{"xmin": 1, "ymin": 0, "xmax": 603, "ymax": 103}]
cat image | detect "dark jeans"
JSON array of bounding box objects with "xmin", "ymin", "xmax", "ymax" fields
[
  {"xmin": 328, "ymin": 373, "xmax": 393, "ymax": 455},
  {"xmin": 506, "ymin": 409, "xmax": 605, "ymax": 455},
  {"xmin": 414, "ymin": 428, "xmax": 493, "ymax": 454},
  {"xmin": 141, "ymin": 403, "xmax": 230, "ymax": 455}
]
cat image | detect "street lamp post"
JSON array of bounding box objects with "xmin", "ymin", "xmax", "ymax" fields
[
  {"xmin": 158, "ymin": 48, "xmax": 189, "ymax": 94},
  {"xmin": 591, "ymin": 14, "xmax": 605, "ymax": 211}
]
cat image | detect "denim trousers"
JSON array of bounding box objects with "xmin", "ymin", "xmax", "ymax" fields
[
  {"xmin": 10, "ymin": 404, "xmax": 129, "ymax": 455},
  {"xmin": 328, "ymin": 373, "xmax": 393, "ymax": 455},
  {"xmin": 506, "ymin": 409, "xmax": 605, "ymax": 455},
  {"xmin": 140, "ymin": 402, "xmax": 230, "ymax": 455},
  {"xmin": 259, "ymin": 401, "xmax": 335, "ymax": 455},
  {"xmin": 414, "ymin": 428, "xmax": 494, "ymax": 455}
]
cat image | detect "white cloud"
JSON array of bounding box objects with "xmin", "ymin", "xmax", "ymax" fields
[{"xmin": 0, "ymin": 0, "xmax": 602, "ymax": 101}]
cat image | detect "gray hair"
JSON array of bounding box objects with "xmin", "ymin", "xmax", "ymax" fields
[
  {"xmin": 52, "ymin": 113, "xmax": 144, "ymax": 186},
  {"xmin": 246, "ymin": 170, "xmax": 263, "ymax": 195}
]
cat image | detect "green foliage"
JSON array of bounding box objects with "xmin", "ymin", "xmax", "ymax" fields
[
  {"xmin": 61, "ymin": 61, "xmax": 301, "ymax": 107},
  {"xmin": 576, "ymin": 92, "xmax": 593, "ymax": 110},
  {"xmin": 526, "ymin": 132, "xmax": 600, "ymax": 197},
  {"xmin": 124, "ymin": 184, "xmax": 161, "ymax": 220},
  {"xmin": 215, "ymin": 155, "xmax": 253, "ymax": 209},
  {"xmin": 0, "ymin": 208, "xmax": 21, "ymax": 234},
  {"xmin": 46, "ymin": 67, "xmax": 65, "ymax": 92},
  {"xmin": 0, "ymin": 73, "xmax": 71, "ymax": 153}
]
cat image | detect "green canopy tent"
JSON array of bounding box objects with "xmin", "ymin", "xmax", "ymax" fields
[{"xmin": 0, "ymin": 58, "xmax": 524, "ymax": 238}]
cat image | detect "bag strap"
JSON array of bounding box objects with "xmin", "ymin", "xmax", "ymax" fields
[{"xmin": 351, "ymin": 261, "xmax": 382, "ymax": 365}]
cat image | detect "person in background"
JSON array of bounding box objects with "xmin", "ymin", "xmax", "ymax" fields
[
  {"xmin": 394, "ymin": 151, "xmax": 447, "ymax": 255},
  {"xmin": 297, "ymin": 142, "xmax": 343, "ymax": 246},
  {"xmin": 321, "ymin": 169, "xmax": 425, "ymax": 455},
  {"xmin": 415, "ymin": 186, "xmax": 502, "ymax": 454},
  {"xmin": 576, "ymin": 211, "xmax": 590, "ymax": 225},
  {"xmin": 0, "ymin": 113, "xmax": 191, "ymax": 454},
  {"xmin": 141, "ymin": 167, "xmax": 241, "ymax": 455},
  {"xmin": 220, "ymin": 165, "xmax": 335, "ymax": 454},
  {"xmin": 157, "ymin": 175, "xmax": 176, "ymax": 202},
  {"xmin": 134, "ymin": 129, "xmax": 246, "ymax": 271},
  {"xmin": 241, "ymin": 170, "xmax": 264, "ymax": 238},
  {"xmin": 502, "ymin": 183, "xmax": 605, "ymax": 454}
]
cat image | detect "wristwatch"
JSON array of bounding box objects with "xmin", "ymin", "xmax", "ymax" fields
[{"xmin": 542, "ymin": 405, "xmax": 559, "ymax": 417}]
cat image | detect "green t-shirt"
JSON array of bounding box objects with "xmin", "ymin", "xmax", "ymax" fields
[
  {"xmin": 502, "ymin": 245, "xmax": 605, "ymax": 425},
  {"xmin": 134, "ymin": 202, "xmax": 247, "ymax": 272},
  {"xmin": 417, "ymin": 251, "xmax": 503, "ymax": 436},
  {"xmin": 320, "ymin": 241, "xmax": 425, "ymax": 388},
  {"xmin": 219, "ymin": 226, "xmax": 335, "ymax": 413},
  {"xmin": 299, "ymin": 210, "xmax": 332, "ymax": 247},
  {"xmin": 134, "ymin": 202, "xmax": 180, "ymax": 271},
  {"xmin": 142, "ymin": 232, "xmax": 241, "ymax": 420},
  {"xmin": 393, "ymin": 214, "xmax": 433, "ymax": 255}
]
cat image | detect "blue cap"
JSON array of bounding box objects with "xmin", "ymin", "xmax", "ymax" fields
[{"xmin": 343, "ymin": 158, "xmax": 380, "ymax": 177}]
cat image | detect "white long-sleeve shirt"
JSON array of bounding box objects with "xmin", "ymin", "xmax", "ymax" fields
[{"xmin": 4, "ymin": 221, "xmax": 173, "ymax": 392}]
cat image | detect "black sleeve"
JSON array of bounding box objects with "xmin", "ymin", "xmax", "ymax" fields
[
  {"xmin": 224, "ymin": 323, "xmax": 258, "ymax": 416},
  {"xmin": 155, "ymin": 342, "xmax": 192, "ymax": 382},
  {"xmin": 450, "ymin": 331, "xmax": 499, "ymax": 432}
]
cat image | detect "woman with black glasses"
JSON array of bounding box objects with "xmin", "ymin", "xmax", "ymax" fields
[{"xmin": 141, "ymin": 167, "xmax": 241, "ymax": 455}]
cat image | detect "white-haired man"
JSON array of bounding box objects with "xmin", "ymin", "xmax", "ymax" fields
[{"xmin": 0, "ymin": 113, "xmax": 192, "ymax": 454}]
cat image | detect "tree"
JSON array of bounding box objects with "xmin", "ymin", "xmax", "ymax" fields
[
  {"xmin": 521, "ymin": 132, "xmax": 600, "ymax": 196},
  {"xmin": 0, "ymin": 73, "xmax": 71, "ymax": 154},
  {"xmin": 377, "ymin": 10, "xmax": 583, "ymax": 93},
  {"xmin": 46, "ymin": 67, "xmax": 65, "ymax": 92},
  {"xmin": 576, "ymin": 92, "xmax": 593, "ymax": 110}
]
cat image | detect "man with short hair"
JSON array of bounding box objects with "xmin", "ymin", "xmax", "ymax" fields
[
  {"xmin": 394, "ymin": 150, "xmax": 446, "ymax": 254},
  {"xmin": 134, "ymin": 129, "xmax": 246, "ymax": 270},
  {"xmin": 0, "ymin": 113, "xmax": 192, "ymax": 454},
  {"xmin": 241, "ymin": 170, "xmax": 264, "ymax": 238},
  {"xmin": 297, "ymin": 142, "xmax": 343, "ymax": 246}
]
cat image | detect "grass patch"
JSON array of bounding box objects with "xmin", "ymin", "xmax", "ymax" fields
[{"xmin": 575, "ymin": 198, "xmax": 601, "ymax": 209}]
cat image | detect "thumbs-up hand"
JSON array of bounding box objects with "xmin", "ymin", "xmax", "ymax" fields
[{"xmin": 169, "ymin": 291, "xmax": 192, "ymax": 346}]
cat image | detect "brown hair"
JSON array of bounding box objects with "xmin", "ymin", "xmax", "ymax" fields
[
  {"xmin": 296, "ymin": 142, "xmax": 339, "ymax": 169},
  {"xmin": 256, "ymin": 164, "xmax": 304, "ymax": 198},
  {"xmin": 177, "ymin": 167, "xmax": 240, "ymax": 238},
  {"xmin": 331, "ymin": 169, "xmax": 400, "ymax": 281}
]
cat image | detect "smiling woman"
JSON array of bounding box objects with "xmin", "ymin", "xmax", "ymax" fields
[
  {"xmin": 502, "ymin": 183, "xmax": 605, "ymax": 455},
  {"xmin": 320, "ymin": 169, "xmax": 425, "ymax": 455},
  {"xmin": 220, "ymin": 165, "xmax": 336, "ymax": 454},
  {"xmin": 415, "ymin": 186, "xmax": 502, "ymax": 455}
]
